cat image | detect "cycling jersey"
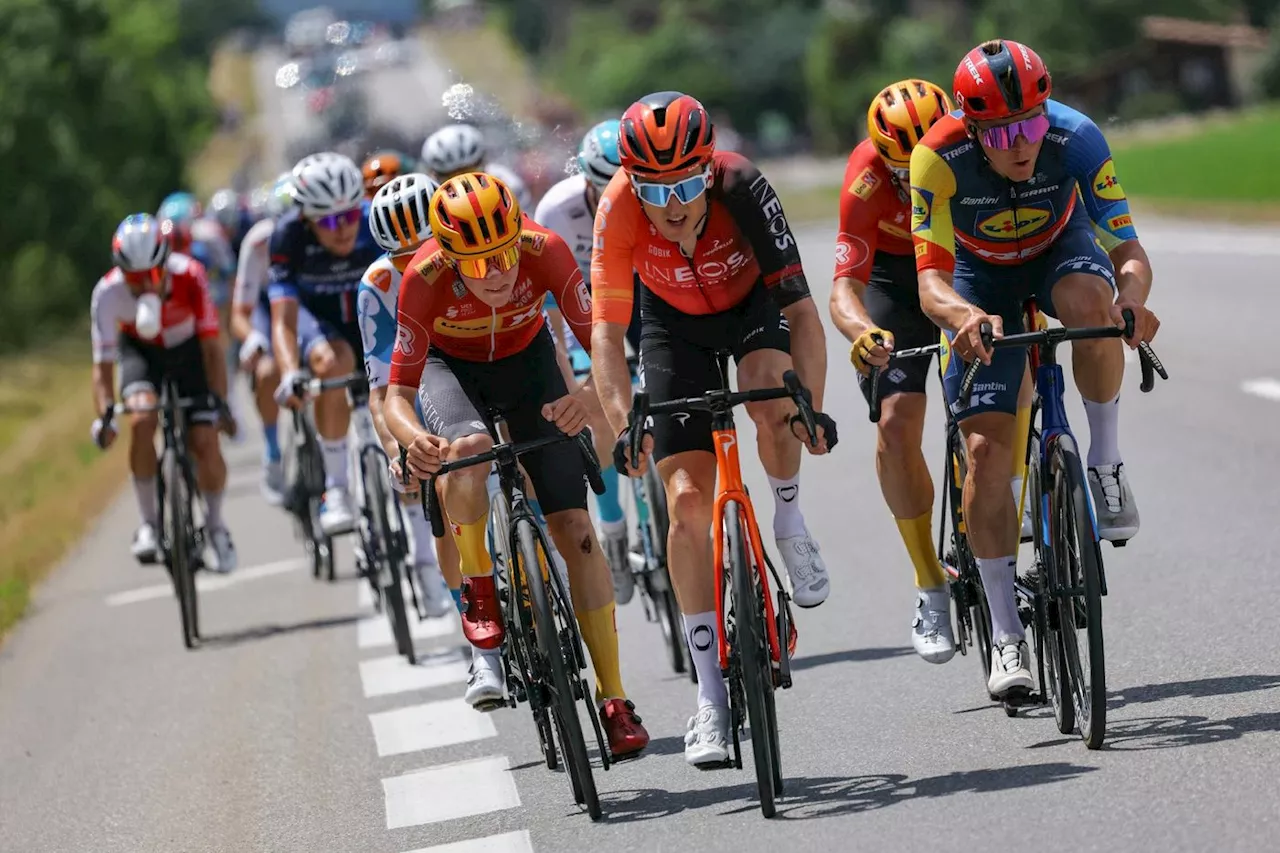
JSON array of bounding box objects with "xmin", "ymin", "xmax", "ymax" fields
[
  {"xmin": 356, "ymin": 255, "xmax": 401, "ymax": 389},
  {"xmin": 910, "ymin": 100, "xmax": 1138, "ymax": 272},
  {"xmin": 592, "ymin": 151, "xmax": 809, "ymax": 325},
  {"xmin": 533, "ymin": 174, "xmax": 594, "ymax": 281},
  {"xmin": 390, "ymin": 217, "xmax": 590, "ymax": 389},
  {"xmin": 834, "ymin": 138, "xmax": 913, "ymax": 282},
  {"xmin": 189, "ymin": 217, "xmax": 237, "ymax": 306},
  {"xmin": 91, "ymin": 253, "xmax": 220, "ymax": 363},
  {"xmin": 267, "ymin": 203, "xmax": 381, "ymax": 336},
  {"xmin": 233, "ymin": 217, "xmax": 275, "ymax": 310}
]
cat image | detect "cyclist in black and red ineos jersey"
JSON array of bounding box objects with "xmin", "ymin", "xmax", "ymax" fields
[{"xmin": 590, "ymin": 91, "xmax": 837, "ymax": 767}]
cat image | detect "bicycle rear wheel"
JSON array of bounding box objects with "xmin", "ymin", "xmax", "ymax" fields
[
  {"xmin": 645, "ymin": 466, "xmax": 692, "ymax": 681},
  {"xmin": 365, "ymin": 450, "xmax": 415, "ymax": 664},
  {"xmin": 162, "ymin": 449, "xmax": 199, "ymax": 650},
  {"xmin": 948, "ymin": 434, "xmax": 993, "ymax": 690},
  {"xmin": 727, "ymin": 501, "xmax": 778, "ymax": 818},
  {"xmin": 1049, "ymin": 436, "xmax": 1106, "ymax": 748},
  {"xmin": 520, "ymin": 519, "xmax": 599, "ymax": 820}
]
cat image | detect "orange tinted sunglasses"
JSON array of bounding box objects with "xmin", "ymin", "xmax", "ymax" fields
[{"xmin": 454, "ymin": 243, "xmax": 521, "ymax": 279}]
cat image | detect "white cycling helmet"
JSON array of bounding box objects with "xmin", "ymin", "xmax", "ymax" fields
[
  {"xmin": 420, "ymin": 124, "xmax": 485, "ymax": 177},
  {"xmin": 369, "ymin": 172, "xmax": 440, "ymax": 254},
  {"xmin": 112, "ymin": 213, "xmax": 171, "ymax": 271},
  {"xmin": 290, "ymin": 152, "xmax": 364, "ymax": 218}
]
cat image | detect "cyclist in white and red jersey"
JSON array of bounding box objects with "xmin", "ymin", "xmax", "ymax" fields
[{"xmin": 90, "ymin": 214, "xmax": 239, "ymax": 571}]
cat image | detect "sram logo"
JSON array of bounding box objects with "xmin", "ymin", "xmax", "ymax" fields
[{"xmin": 977, "ymin": 208, "xmax": 1051, "ymax": 239}]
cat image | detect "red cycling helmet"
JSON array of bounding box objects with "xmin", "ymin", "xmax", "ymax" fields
[
  {"xmin": 953, "ymin": 40, "xmax": 1052, "ymax": 121},
  {"xmin": 619, "ymin": 91, "xmax": 716, "ymax": 176}
]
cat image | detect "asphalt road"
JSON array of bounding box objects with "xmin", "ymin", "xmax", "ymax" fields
[{"xmin": 3, "ymin": 218, "xmax": 1280, "ymax": 852}]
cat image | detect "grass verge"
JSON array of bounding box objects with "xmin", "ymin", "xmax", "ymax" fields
[
  {"xmin": 0, "ymin": 330, "xmax": 130, "ymax": 640},
  {"xmin": 189, "ymin": 44, "xmax": 261, "ymax": 196}
]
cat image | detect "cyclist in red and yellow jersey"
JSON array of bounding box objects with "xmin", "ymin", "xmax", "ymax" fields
[
  {"xmin": 828, "ymin": 79, "xmax": 966, "ymax": 666},
  {"xmin": 591, "ymin": 91, "xmax": 836, "ymax": 768},
  {"xmin": 384, "ymin": 173, "xmax": 649, "ymax": 757},
  {"xmin": 910, "ymin": 40, "xmax": 1160, "ymax": 698}
]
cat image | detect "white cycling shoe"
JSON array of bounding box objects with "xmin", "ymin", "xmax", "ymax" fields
[
  {"xmin": 988, "ymin": 634, "xmax": 1034, "ymax": 698},
  {"xmin": 414, "ymin": 563, "xmax": 454, "ymax": 619},
  {"xmin": 912, "ymin": 587, "xmax": 955, "ymax": 664},
  {"xmin": 318, "ymin": 487, "xmax": 355, "ymax": 536},
  {"xmin": 206, "ymin": 527, "xmax": 238, "ymax": 574},
  {"xmin": 132, "ymin": 523, "xmax": 159, "ymax": 565},
  {"xmin": 1089, "ymin": 463, "xmax": 1140, "ymax": 542},
  {"xmin": 684, "ymin": 705, "xmax": 731, "ymax": 767},
  {"xmin": 776, "ymin": 527, "xmax": 830, "ymax": 608},
  {"xmin": 465, "ymin": 650, "xmax": 505, "ymax": 710}
]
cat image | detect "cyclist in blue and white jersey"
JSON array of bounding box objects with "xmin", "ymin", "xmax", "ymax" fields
[
  {"xmin": 357, "ymin": 172, "xmax": 505, "ymax": 706},
  {"xmin": 269, "ymin": 152, "xmax": 382, "ymax": 535},
  {"xmin": 533, "ymin": 119, "xmax": 641, "ymax": 603}
]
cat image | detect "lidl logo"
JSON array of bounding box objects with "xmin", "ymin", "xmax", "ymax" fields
[
  {"xmin": 938, "ymin": 330, "xmax": 952, "ymax": 376},
  {"xmin": 1092, "ymin": 159, "xmax": 1124, "ymax": 200},
  {"xmin": 978, "ymin": 208, "xmax": 1051, "ymax": 239},
  {"xmin": 849, "ymin": 167, "xmax": 881, "ymax": 201},
  {"xmin": 1108, "ymin": 213, "xmax": 1132, "ymax": 231},
  {"xmin": 910, "ymin": 188, "xmax": 932, "ymax": 231}
]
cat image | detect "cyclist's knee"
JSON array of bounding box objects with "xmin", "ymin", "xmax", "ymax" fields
[
  {"xmin": 876, "ymin": 394, "xmax": 925, "ymax": 456},
  {"xmin": 188, "ymin": 424, "xmax": 221, "ymax": 459},
  {"xmin": 1052, "ymin": 273, "xmax": 1113, "ymax": 327},
  {"xmin": 667, "ymin": 473, "xmax": 714, "ymax": 535},
  {"xmin": 130, "ymin": 410, "xmax": 159, "ymax": 437},
  {"xmin": 745, "ymin": 397, "xmax": 792, "ymax": 436},
  {"xmin": 546, "ymin": 509, "xmax": 595, "ymax": 556},
  {"xmin": 329, "ymin": 338, "xmax": 356, "ymax": 373},
  {"xmin": 440, "ymin": 432, "xmax": 493, "ymax": 492},
  {"xmin": 256, "ymin": 355, "xmax": 280, "ymax": 386},
  {"xmin": 964, "ymin": 421, "xmax": 1015, "ymax": 485}
]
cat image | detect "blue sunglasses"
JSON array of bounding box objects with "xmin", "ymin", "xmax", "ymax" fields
[{"xmin": 630, "ymin": 169, "xmax": 711, "ymax": 207}]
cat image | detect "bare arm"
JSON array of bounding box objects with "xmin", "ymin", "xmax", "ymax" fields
[
  {"xmin": 200, "ymin": 338, "xmax": 229, "ymax": 399},
  {"xmin": 829, "ymin": 276, "xmax": 876, "ymax": 343},
  {"xmin": 271, "ymin": 298, "xmax": 301, "ymax": 374},
  {"xmin": 385, "ymin": 385, "xmax": 428, "ymax": 449},
  {"xmin": 590, "ymin": 321, "xmax": 632, "ymax": 437},
  {"xmin": 918, "ymin": 267, "xmax": 975, "ymax": 333},
  {"xmin": 369, "ymin": 386, "xmax": 400, "ymax": 461},
  {"xmin": 230, "ymin": 303, "xmax": 256, "ymax": 343},
  {"xmin": 546, "ymin": 306, "xmax": 575, "ymax": 387},
  {"xmin": 781, "ymin": 298, "xmax": 827, "ymax": 413},
  {"xmin": 1109, "ymin": 239, "xmax": 1153, "ymax": 305},
  {"xmin": 92, "ymin": 362, "xmax": 116, "ymax": 414}
]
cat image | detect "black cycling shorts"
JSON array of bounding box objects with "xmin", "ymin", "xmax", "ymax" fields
[
  {"xmin": 639, "ymin": 279, "xmax": 791, "ymax": 462},
  {"xmin": 416, "ymin": 325, "xmax": 588, "ymax": 516},
  {"xmin": 856, "ymin": 251, "xmax": 940, "ymax": 405},
  {"xmin": 118, "ymin": 334, "xmax": 218, "ymax": 424}
]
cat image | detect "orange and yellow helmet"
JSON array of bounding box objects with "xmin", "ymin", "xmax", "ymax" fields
[
  {"xmin": 866, "ymin": 79, "xmax": 954, "ymax": 169},
  {"xmin": 362, "ymin": 151, "xmax": 406, "ymax": 199},
  {"xmin": 428, "ymin": 172, "xmax": 523, "ymax": 278}
]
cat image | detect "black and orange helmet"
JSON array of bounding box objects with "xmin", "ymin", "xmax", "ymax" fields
[
  {"xmin": 362, "ymin": 151, "xmax": 406, "ymax": 198},
  {"xmin": 619, "ymin": 91, "xmax": 716, "ymax": 176},
  {"xmin": 428, "ymin": 172, "xmax": 523, "ymax": 278}
]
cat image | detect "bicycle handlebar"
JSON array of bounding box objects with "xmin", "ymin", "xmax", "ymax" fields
[
  {"xmin": 626, "ymin": 369, "xmax": 819, "ymax": 467},
  {"xmin": 866, "ymin": 308, "xmax": 1167, "ymax": 422},
  {"xmin": 404, "ymin": 429, "xmax": 606, "ymax": 539},
  {"xmin": 293, "ymin": 371, "xmax": 369, "ymax": 400}
]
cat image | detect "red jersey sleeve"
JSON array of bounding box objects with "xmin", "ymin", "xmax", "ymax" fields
[
  {"xmin": 540, "ymin": 230, "xmax": 593, "ymax": 354},
  {"xmin": 834, "ymin": 142, "xmax": 887, "ymax": 282},
  {"xmin": 180, "ymin": 257, "xmax": 222, "ymax": 339},
  {"xmin": 389, "ymin": 261, "xmax": 434, "ymax": 389}
]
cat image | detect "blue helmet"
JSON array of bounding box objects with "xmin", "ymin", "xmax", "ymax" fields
[
  {"xmin": 157, "ymin": 191, "xmax": 201, "ymax": 225},
  {"xmin": 577, "ymin": 120, "xmax": 621, "ymax": 188}
]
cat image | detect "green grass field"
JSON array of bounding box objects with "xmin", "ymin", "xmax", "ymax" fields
[{"xmin": 1112, "ymin": 106, "xmax": 1280, "ymax": 203}]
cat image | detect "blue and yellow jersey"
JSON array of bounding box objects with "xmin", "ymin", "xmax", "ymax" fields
[{"xmin": 910, "ymin": 99, "xmax": 1137, "ymax": 273}]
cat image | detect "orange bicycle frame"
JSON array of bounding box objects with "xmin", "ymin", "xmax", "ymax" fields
[{"xmin": 710, "ymin": 425, "xmax": 783, "ymax": 671}]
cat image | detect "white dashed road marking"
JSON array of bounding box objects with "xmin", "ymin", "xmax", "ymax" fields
[
  {"xmin": 369, "ymin": 697, "xmax": 497, "ymax": 757},
  {"xmin": 1241, "ymin": 378, "xmax": 1280, "ymax": 402},
  {"xmin": 357, "ymin": 609, "xmax": 458, "ymax": 649},
  {"xmin": 104, "ymin": 558, "xmax": 306, "ymax": 607},
  {"xmin": 382, "ymin": 756, "xmax": 521, "ymax": 829},
  {"xmin": 359, "ymin": 652, "xmax": 470, "ymax": 698},
  {"xmin": 402, "ymin": 830, "xmax": 535, "ymax": 853}
]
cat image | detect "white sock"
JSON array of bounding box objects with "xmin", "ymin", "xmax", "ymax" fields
[
  {"xmin": 403, "ymin": 502, "xmax": 438, "ymax": 567},
  {"xmin": 202, "ymin": 490, "xmax": 225, "ymax": 531},
  {"xmin": 1082, "ymin": 392, "xmax": 1122, "ymax": 468},
  {"xmin": 132, "ymin": 477, "xmax": 158, "ymax": 526},
  {"xmin": 767, "ymin": 473, "xmax": 805, "ymax": 539},
  {"xmin": 683, "ymin": 611, "xmax": 728, "ymax": 709},
  {"xmin": 600, "ymin": 518, "xmax": 627, "ymax": 538},
  {"xmin": 319, "ymin": 438, "xmax": 349, "ymax": 490},
  {"xmin": 976, "ymin": 556, "xmax": 1022, "ymax": 643}
]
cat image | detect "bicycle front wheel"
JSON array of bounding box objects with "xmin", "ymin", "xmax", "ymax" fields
[
  {"xmin": 726, "ymin": 501, "xmax": 778, "ymax": 818},
  {"xmin": 162, "ymin": 449, "xmax": 199, "ymax": 650},
  {"xmin": 520, "ymin": 519, "xmax": 599, "ymax": 820},
  {"xmin": 365, "ymin": 450, "xmax": 414, "ymax": 664},
  {"xmin": 948, "ymin": 432, "xmax": 993, "ymax": 691},
  {"xmin": 1049, "ymin": 436, "xmax": 1106, "ymax": 749}
]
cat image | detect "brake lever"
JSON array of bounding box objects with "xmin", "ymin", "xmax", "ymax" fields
[
  {"xmin": 866, "ymin": 331, "xmax": 886, "ymax": 424},
  {"xmin": 783, "ymin": 370, "xmax": 818, "ymax": 445}
]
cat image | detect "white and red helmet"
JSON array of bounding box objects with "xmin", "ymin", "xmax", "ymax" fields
[{"xmin": 112, "ymin": 213, "xmax": 171, "ymax": 272}]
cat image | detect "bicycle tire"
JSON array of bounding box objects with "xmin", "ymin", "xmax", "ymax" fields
[
  {"xmin": 948, "ymin": 434, "xmax": 993, "ymax": 690},
  {"xmin": 162, "ymin": 449, "xmax": 199, "ymax": 650},
  {"xmin": 645, "ymin": 466, "xmax": 694, "ymax": 682},
  {"xmin": 520, "ymin": 519, "xmax": 599, "ymax": 820},
  {"xmin": 1028, "ymin": 438, "xmax": 1075, "ymax": 735},
  {"xmin": 727, "ymin": 501, "xmax": 778, "ymax": 818},
  {"xmin": 1049, "ymin": 437, "xmax": 1106, "ymax": 748},
  {"xmin": 365, "ymin": 450, "xmax": 415, "ymax": 664}
]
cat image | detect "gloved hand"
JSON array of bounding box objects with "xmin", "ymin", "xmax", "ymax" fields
[
  {"xmin": 850, "ymin": 328, "xmax": 893, "ymax": 375},
  {"xmin": 239, "ymin": 330, "xmax": 270, "ymax": 368}
]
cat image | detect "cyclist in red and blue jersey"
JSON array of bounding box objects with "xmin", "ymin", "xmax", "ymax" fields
[
  {"xmin": 911, "ymin": 40, "xmax": 1161, "ymax": 698},
  {"xmin": 269, "ymin": 152, "xmax": 383, "ymax": 535}
]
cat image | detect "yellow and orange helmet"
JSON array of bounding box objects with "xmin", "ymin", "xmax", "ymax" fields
[
  {"xmin": 428, "ymin": 172, "xmax": 523, "ymax": 278},
  {"xmin": 362, "ymin": 151, "xmax": 406, "ymax": 198},
  {"xmin": 866, "ymin": 79, "xmax": 954, "ymax": 169}
]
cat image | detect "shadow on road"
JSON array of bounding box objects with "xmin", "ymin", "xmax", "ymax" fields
[
  {"xmin": 200, "ymin": 613, "xmax": 362, "ymax": 647},
  {"xmin": 790, "ymin": 646, "xmax": 914, "ymax": 673},
  {"xmin": 600, "ymin": 761, "xmax": 1095, "ymax": 822},
  {"xmin": 1109, "ymin": 674, "xmax": 1280, "ymax": 707},
  {"xmin": 1027, "ymin": 711, "xmax": 1280, "ymax": 752}
]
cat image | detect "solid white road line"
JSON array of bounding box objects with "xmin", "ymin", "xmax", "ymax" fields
[
  {"xmin": 1241, "ymin": 378, "xmax": 1280, "ymax": 402},
  {"xmin": 104, "ymin": 558, "xmax": 306, "ymax": 607},
  {"xmin": 357, "ymin": 610, "xmax": 459, "ymax": 649},
  {"xmin": 382, "ymin": 755, "xmax": 520, "ymax": 829},
  {"xmin": 402, "ymin": 830, "xmax": 534, "ymax": 853},
  {"xmin": 359, "ymin": 652, "xmax": 470, "ymax": 699},
  {"xmin": 369, "ymin": 697, "xmax": 497, "ymax": 757}
]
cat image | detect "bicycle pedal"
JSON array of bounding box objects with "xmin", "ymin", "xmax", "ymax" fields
[
  {"xmin": 998, "ymin": 686, "xmax": 1036, "ymax": 707},
  {"xmin": 472, "ymin": 698, "xmax": 507, "ymax": 713},
  {"xmin": 1110, "ymin": 538, "xmax": 1128, "ymax": 548}
]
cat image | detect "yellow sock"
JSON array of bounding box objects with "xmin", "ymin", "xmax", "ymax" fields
[
  {"xmin": 578, "ymin": 601, "xmax": 625, "ymax": 702},
  {"xmin": 896, "ymin": 512, "xmax": 947, "ymax": 589},
  {"xmin": 450, "ymin": 516, "xmax": 493, "ymax": 578}
]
